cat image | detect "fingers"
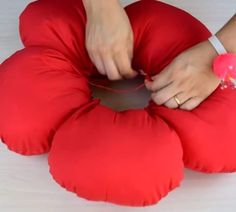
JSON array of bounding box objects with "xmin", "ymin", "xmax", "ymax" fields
[
  {"xmin": 152, "ymin": 92, "xmax": 203, "ymax": 111},
  {"xmin": 114, "ymin": 51, "xmax": 137, "ymax": 79},
  {"xmin": 151, "ymin": 87, "xmax": 203, "ymax": 111},
  {"xmin": 163, "ymin": 92, "xmax": 192, "ymax": 109},
  {"xmin": 91, "ymin": 54, "xmax": 106, "ymax": 75},
  {"xmin": 163, "ymin": 97, "xmax": 180, "ymax": 109},
  {"xmin": 86, "ymin": 40, "xmax": 107, "ymax": 76},
  {"xmin": 102, "ymin": 54, "xmax": 122, "ymax": 80},
  {"xmin": 145, "ymin": 67, "xmax": 173, "ymax": 92},
  {"xmin": 150, "ymin": 81, "xmax": 179, "ymax": 105},
  {"xmin": 90, "ymin": 49, "xmax": 137, "ymax": 80},
  {"xmin": 179, "ymin": 97, "xmax": 203, "ymax": 111}
]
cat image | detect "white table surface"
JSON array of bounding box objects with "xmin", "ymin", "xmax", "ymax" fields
[{"xmin": 0, "ymin": 0, "xmax": 236, "ymax": 211}]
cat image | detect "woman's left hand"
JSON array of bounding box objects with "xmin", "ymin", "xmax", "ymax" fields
[{"xmin": 145, "ymin": 40, "xmax": 222, "ymax": 111}]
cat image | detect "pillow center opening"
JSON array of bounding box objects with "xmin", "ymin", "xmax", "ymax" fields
[{"xmin": 91, "ymin": 75, "xmax": 150, "ymax": 111}]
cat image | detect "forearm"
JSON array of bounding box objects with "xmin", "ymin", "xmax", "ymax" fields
[
  {"xmin": 82, "ymin": 0, "xmax": 120, "ymax": 15},
  {"xmin": 216, "ymin": 14, "xmax": 236, "ymax": 53}
]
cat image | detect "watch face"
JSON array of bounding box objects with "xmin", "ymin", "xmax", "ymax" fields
[{"xmin": 213, "ymin": 53, "xmax": 236, "ymax": 89}]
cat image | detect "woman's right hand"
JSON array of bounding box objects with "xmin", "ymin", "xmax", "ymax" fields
[{"xmin": 82, "ymin": 0, "xmax": 137, "ymax": 80}]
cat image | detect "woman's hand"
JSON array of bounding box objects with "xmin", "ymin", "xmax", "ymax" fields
[
  {"xmin": 83, "ymin": 0, "xmax": 137, "ymax": 80},
  {"xmin": 145, "ymin": 14, "xmax": 236, "ymax": 111},
  {"xmin": 145, "ymin": 41, "xmax": 221, "ymax": 111}
]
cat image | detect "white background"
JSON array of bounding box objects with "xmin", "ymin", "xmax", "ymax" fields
[{"xmin": 0, "ymin": 0, "xmax": 236, "ymax": 211}]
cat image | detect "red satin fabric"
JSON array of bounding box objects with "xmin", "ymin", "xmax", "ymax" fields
[{"xmin": 0, "ymin": 0, "xmax": 236, "ymax": 207}]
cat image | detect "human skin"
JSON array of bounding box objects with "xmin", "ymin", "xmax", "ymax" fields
[
  {"xmin": 82, "ymin": 0, "xmax": 236, "ymax": 110},
  {"xmin": 145, "ymin": 14, "xmax": 236, "ymax": 110},
  {"xmin": 82, "ymin": 0, "xmax": 137, "ymax": 80}
]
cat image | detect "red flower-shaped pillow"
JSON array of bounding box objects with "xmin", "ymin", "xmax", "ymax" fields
[{"xmin": 0, "ymin": 0, "xmax": 236, "ymax": 207}]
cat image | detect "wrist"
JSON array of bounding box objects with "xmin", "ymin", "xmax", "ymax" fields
[
  {"xmin": 216, "ymin": 31, "xmax": 236, "ymax": 53},
  {"xmin": 192, "ymin": 40, "xmax": 218, "ymax": 64},
  {"xmin": 215, "ymin": 14, "xmax": 236, "ymax": 53},
  {"xmin": 204, "ymin": 40, "xmax": 219, "ymax": 59}
]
